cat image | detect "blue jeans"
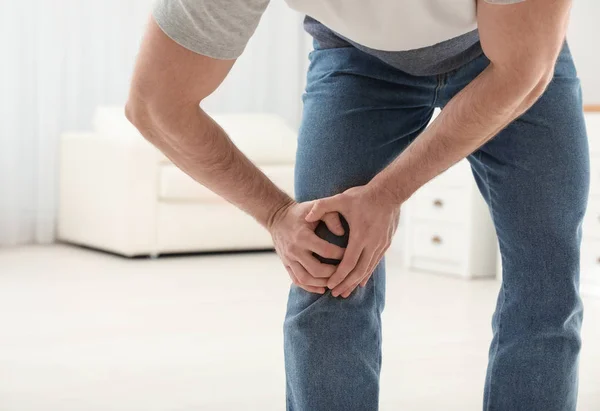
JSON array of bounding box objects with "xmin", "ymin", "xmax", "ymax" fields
[{"xmin": 284, "ymin": 42, "xmax": 589, "ymax": 411}]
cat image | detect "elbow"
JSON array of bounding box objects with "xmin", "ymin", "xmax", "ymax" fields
[
  {"xmin": 496, "ymin": 56, "xmax": 555, "ymax": 108},
  {"xmin": 125, "ymin": 94, "xmax": 153, "ymax": 136},
  {"xmin": 522, "ymin": 66, "xmax": 554, "ymax": 108},
  {"xmin": 125, "ymin": 89, "xmax": 173, "ymax": 147},
  {"xmin": 125, "ymin": 84, "xmax": 200, "ymax": 146},
  {"xmin": 124, "ymin": 100, "xmax": 138, "ymax": 127}
]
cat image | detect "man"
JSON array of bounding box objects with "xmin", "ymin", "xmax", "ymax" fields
[{"xmin": 126, "ymin": 0, "xmax": 586, "ymax": 409}]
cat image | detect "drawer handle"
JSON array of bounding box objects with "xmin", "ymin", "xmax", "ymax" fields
[
  {"xmin": 433, "ymin": 199, "xmax": 444, "ymax": 208},
  {"xmin": 596, "ymin": 257, "xmax": 600, "ymax": 265},
  {"xmin": 431, "ymin": 235, "xmax": 443, "ymax": 245}
]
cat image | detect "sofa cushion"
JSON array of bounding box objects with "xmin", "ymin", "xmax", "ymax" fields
[
  {"xmin": 158, "ymin": 163, "xmax": 295, "ymax": 202},
  {"xmin": 93, "ymin": 107, "xmax": 143, "ymax": 142},
  {"xmin": 93, "ymin": 107, "xmax": 297, "ymax": 165}
]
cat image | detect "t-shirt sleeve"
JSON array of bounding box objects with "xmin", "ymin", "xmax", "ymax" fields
[
  {"xmin": 153, "ymin": 0, "xmax": 271, "ymax": 60},
  {"xmin": 484, "ymin": 0, "xmax": 525, "ymax": 4}
]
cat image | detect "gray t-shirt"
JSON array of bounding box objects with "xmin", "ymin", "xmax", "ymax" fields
[
  {"xmin": 304, "ymin": 16, "xmax": 484, "ymax": 76},
  {"xmin": 153, "ymin": 0, "xmax": 523, "ymax": 76}
]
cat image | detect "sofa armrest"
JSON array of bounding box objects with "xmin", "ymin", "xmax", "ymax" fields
[{"xmin": 58, "ymin": 132, "xmax": 160, "ymax": 256}]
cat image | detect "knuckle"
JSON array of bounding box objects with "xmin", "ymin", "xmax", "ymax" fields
[
  {"xmin": 290, "ymin": 232, "xmax": 302, "ymax": 245},
  {"xmin": 296, "ymin": 271, "xmax": 309, "ymax": 284},
  {"xmin": 318, "ymin": 265, "xmax": 336, "ymax": 278},
  {"xmin": 297, "ymin": 229, "xmax": 310, "ymax": 242},
  {"xmin": 316, "ymin": 278, "xmax": 328, "ymax": 287},
  {"xmin": 306, "ymin": 277, "xmax": 322, "ymax": 287},
  {"xmin": 337, "ymin": 263, "xmax": 351, "ymax": 277},
  {"xmin": 328, "ymin": 275, "xmax": 342, "ymax": 286},
  {"xmin": 311, "ymin": 269, "xmax": 327, "ymax": 279},
  {"xmin": 326, "ymin": 244, "xmax": 342, "ymax": 258},
  {"xmin": 288, "ymin": 243, "xmax": 301, "ymax": 256}
]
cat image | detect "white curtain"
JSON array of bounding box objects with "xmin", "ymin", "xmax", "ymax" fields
[{"xmin": 0, "ymin": 0, "xmax": 309, "ymax": 246}]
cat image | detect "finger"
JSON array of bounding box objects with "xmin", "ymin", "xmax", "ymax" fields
[
  {"xmin": 360, "ymin": 247, "xmax": 385, "ymax": 288},
  {"xmin": 348, "ymin": 250, "xmax": 381, "ymax": 294},
  {"xmin": 297, "ymin": 252, "xmax": 337, "ymax": 278},
  {"xmin": 341, "ymin": 287, "xmax": 355, "ymax": 299},
  {"xmin": 289, "ymin": 261, "xmax": 329, "ymax": 287},
  {"xmin": 332, "ymin": 249, "xmax": 373, "ymax": 297},
  {"xmin": 284, "ymin": 264, "xmax": 297, "ymax": 283},
  {"xmin": 298, "ymin": 283, "xmax": 327, "ymax": 294},
  {"xmin": 338, "ymin": 273, "xmax": 364, "ymax": 298},
  {"xmin": 341, "ymin": 256, "xmax": 374, "ymax": 298},
  {"xmin": 305, "ymin": 234, "xmax": 345, "ymax": 261},
  {"xmin": 321, "ymin": 212, "xmax": 345, "ymax": 236},
  {"xmin": 285, "ymin": 265, "xmax": 326, "ymax": 294},
  {"xmin": 305, "ymin": 197, "xmax": 340, "ymax": 223},
  {"xmin": 326, "ymin": 232, "xmax": 362, "ymax": 289},
  {"xmin": 342, "ymin": 262, "xmax": 374, "ymax": 298}
]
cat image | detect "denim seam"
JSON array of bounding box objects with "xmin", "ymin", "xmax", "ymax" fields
[
  {"xmin": 373, "ymin": 266, "xmax": 381, "ymax": 375},
  {"xmin": 432, "ymin": 73, "xmax": 445, "ymax": 106},
  {"xmin": 479, "ymin": 150, "xmax": 505, "ymax": 411}
]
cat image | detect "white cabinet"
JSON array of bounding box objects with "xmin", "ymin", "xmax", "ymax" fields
[
  {"xmin": 403, "ymin": 159, "xmax": 498, "ymax": 279},
  {"xmin": 581, "ymin": 112, "xmax": 600, "ymax": 297},
  {"xmin": 402, "ymin": 112, "xmax": 600, "ymax": 288}
]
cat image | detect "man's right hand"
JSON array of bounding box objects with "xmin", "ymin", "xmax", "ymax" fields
[
  {"xmin": 268, "ymin": 200, "xmax": 346, "ymax": 294},
  {"xmin": 127, "ymin": 20, "xmax": 344, "ymax": 292}
]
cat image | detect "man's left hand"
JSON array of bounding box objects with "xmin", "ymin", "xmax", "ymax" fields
[{"xmin": 305, "ymin": 185, "xmax": 401, "ymax": 298}]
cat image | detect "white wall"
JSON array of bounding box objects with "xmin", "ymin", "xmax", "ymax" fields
[
  {"xmin": 204, "ymin": 2, "xmax": 307, "ymax": 127},
  {"xmin": 0, "ymin": 0, "xmax": 307, "ymax": 246},
  {"xmin": 1, "ymin": 0, "xmax": 597, "ymax": 246},
  {"xmin": 568, "ymin": 1, "xmax": 600, "ymax": 104}
]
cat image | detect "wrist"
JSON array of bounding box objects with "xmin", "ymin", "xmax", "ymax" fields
[
  {"xmin": 264, "ymin": 195, "xmax": 295, "ymax": 232},
  {"xmin": 366, "ymin": 176, "xmax": 410, "ymax": 208}
]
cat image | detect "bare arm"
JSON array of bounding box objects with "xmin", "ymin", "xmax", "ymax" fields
[
  {"xmin": 370, "ymin": 0, "xmax": 573, "ymax": 203},
  {"xmin": 304, "ymin": 0, "xmax": 574, "ymax": 298},
  {"xmin": 126, "ymin": 18, "xmax": 292, "ymax": 230},
  {"xmin": 127, "ymin": 18, "xmax": 346, "ymax": 293}
]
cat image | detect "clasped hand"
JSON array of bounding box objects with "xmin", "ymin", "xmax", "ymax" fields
[{"xmin": 269, "ymin": 185, "xmax": 400, "ymax": 298}]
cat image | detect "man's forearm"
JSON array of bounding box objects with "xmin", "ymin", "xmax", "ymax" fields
[
  {"xmin": 128, "ymin": 104, "xmax": 293, "ymax": 229},
  {"xmin": 369, "ymin": 62, "xmax": 553, "ymax": 204}
]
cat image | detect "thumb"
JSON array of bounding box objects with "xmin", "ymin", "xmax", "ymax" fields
[
  {"xmin": 322, "ymin": 212, "xmax": 345, "ymax": 236},
  {"xmin": 305, "ymin": 197, "xmax": 338, "ymax": 223}
]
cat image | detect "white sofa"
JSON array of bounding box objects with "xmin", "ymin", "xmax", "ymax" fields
[{"xmin": 58, "ymin": 107, "xmax": 297, "ymax": 257}]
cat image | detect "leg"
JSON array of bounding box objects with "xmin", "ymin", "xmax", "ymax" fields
[
  {"xmin": 285, "ymin": 44, "xmax": 437, "ymax": 411},
  {"xmin": 444, "ymin": 43, "xmax": 588, "ymax": 410}
]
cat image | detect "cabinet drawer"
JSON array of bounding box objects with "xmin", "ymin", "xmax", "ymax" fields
[
  {"xmin": 412, "ymin": 186, "xmax": 468, "ymax": 223},
  {"xmin": 428, "ymin": 161, "xmax": 471, "ymax": 189},
  {"xmin": 590, "ymin": 160, "xmax": 600, "ymax": 197},
  {"xmin": 410, "ymin": 222, "xmax": 467, "ymax": 264},
  {"xmin": 583, "ymin": 199, "xmax": 600, "ymax": 239},
  {"xmin": 580, "ymin": 241, "xmax": 600, "ymax": 286},
  {"xmin": 586, "ymin": 113, "xmax": 600, "ymax": 155}
]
